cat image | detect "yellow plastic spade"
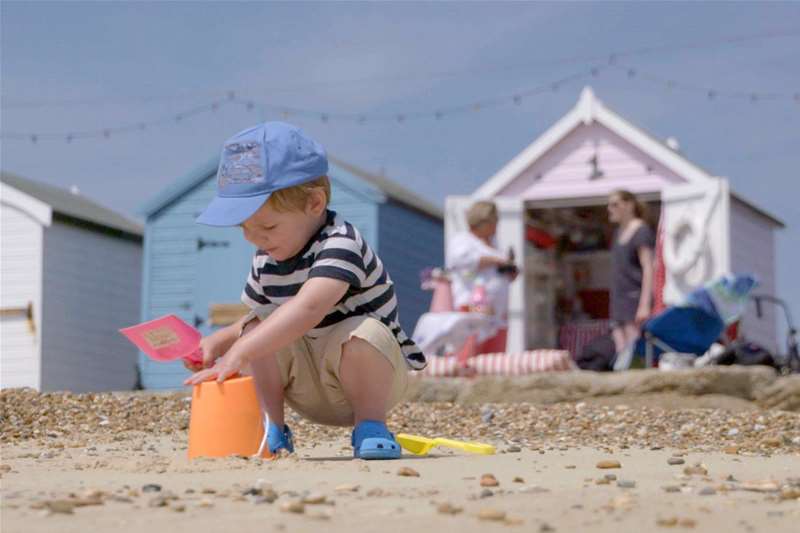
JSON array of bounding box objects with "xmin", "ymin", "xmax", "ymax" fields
[{"xmin": 396, "ymin": 433, "xmax": 495, "ymax": 456}]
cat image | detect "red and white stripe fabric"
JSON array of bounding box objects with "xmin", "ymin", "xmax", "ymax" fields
[
  {"xmin": 652, "ymin": 206, "xmax": 667, "ymax": 315},
  {"xmin": 558, "ymin": 320, "xmax": 611, "ymax": 359},
  {"xmin": 418, "ymin": 350, "xmax": 575, "ymax": 377}
]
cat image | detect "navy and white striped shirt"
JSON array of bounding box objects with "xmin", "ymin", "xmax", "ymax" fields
[{"xmin": 241, "ymin": 210, "xmax": 426, "ymax": 370}]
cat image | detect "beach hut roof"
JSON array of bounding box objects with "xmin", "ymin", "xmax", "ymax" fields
[
  {"xmin": 140, "ymin": 155, "xmax": 442, "ymax": 221},
  {"xmin": 475, "ymin": 86, "xmax": 783, "ymax": 227},
  {"xmin": 1, "ymin": 171, "xmax": 143, "ymax": 236}
]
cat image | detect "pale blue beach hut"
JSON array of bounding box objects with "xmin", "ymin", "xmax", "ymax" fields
[{"xmin": 138, "ymin": 156, "xmax": 442, "ymax": 389}]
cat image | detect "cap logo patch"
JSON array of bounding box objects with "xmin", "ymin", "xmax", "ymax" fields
[{"xmin": 219, "ymin": 141, "xmax": 265, "ymax": 186}]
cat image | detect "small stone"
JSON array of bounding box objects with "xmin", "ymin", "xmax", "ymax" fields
[
  {"xmin": 506, "ymin": 445, "xmax": 521, "ymax": 453},
  {"xmin": 683, "ymin": 464, "xmax": 708, "ymax": 476},
  {"xmin": 201, "ymin": 487, "xmax": 216, "ymax": 494},
  {"xmin": 477, "ymin": 508, "xmax": 506, "ymax": 521},
  {"xmin": 662, "ymin": 485, "xmax": 681, "ymax": 493},
  {"xmin": 678, "ymin": 518, "xmax": 697, "ymax": 528},
  {"xmin": 45, "ymin": 500, "xmax": 75, "ymax": 514},
  {"xmin": 667, "ymin": 457, "xmax": 685, "ymax": 465},
  {"xmin": 617, "ymin": 480, "xmax": 636, "ymax": 489},
  {"xmin": 595, "ymin": 478, "xmax": 611, "ymax": 485},
  {"xmin": 142, "ymin": 484, "xmax": 162, "ymax": 493},
  {"xmin": 148, "ymin": 495, "xmax": 169, "ymax": 508},
  {"xmin": 565, "ymin": 465, "xmax": 576, "ymax": 469},
  {"xmin": 657, "ymin": 516, "xmax": 678, "ymax": 527},
  {"xmin": 604, "ymin": 474, "xmax": 617, "ymax": 481},
  {"xmin": 480, "ymin": 474, "xmax": 499, "ymax": 487},
  {"xmin": 518, "ymin": 485, "xmax": 550, "ymax": 494},
  {"xmin": 596, "ymin": 460, "xmax": 621, "ymax": 469},
  {"xmin": 171, "ymin": 503, "xmax": 186, "ymax": 512},
  {"xmin": 279, "ymin": 500, "xmax": 305, "ymax": 514},
  {"xmin": 760, "ymin": 437, "xmax": 782, "ymax": 448},
  {"xmin": 335, "ymin": 484, "xmax": 359, "ymax": 492},
  {"xmin": 698, "ymin": 487, "xmax": 716, "ymax": 496},
  {"xmin": 479, "ymin": 488, "xmax": 493, "ymax": 498},
  {"xmin": 741, "ymin": 481, "xmax": 780, "ymax": 493},
  {"xmin": 366, "ymin": 488, "xmax": 384, "ymax": 497},
  {"xmin": 512, "ymin": 476, "xmax": 524, "ymax": 483},
  {"xmin": 780, "ymin": 487, "xmax": 800, "ymax": 500},
  {"xmin": 727, "ymin": 428, "xmax": 740, "ymax": 437},
  {"xmin": 437, "ymin": 502, "xmax": 463, "ymax": 515},
  {"xmin": 197, "ymin": 499, "xmax": 213, "ymax": 508},
  {"xmin": 308, "ymin": 510, "xmax": 332, "ymax": 521},
  {"xmin": 302, "ymin": 493, "xmax": 326, "ymax": 505},
  {"xmin": 540, "ymin": 522, "xmax": 555, "ymax": 532},
  {"xmin": 397, "ymin": 467, "xmax": 420, "ymax": 477},
  {"xmin": 723, "ymin": 446, "xmax": 739, "ymax": 455}
]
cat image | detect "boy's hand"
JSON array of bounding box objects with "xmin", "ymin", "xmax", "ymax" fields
[
  {"xmin": 181, "ymin": 335, "xmax": 226, "ymax": 372},
  {"xmin": 182, "ymin": 349, "xmax": 247, "ymax": 386}
]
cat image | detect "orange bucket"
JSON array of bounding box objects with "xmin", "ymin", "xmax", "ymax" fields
[{"xmin": 187, "ymin": 375, "xmax": 272, "ymax": 459}]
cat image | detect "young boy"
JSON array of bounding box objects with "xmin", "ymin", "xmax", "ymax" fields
[{"xmin": 184, "ymin": 122, "xmax": 426, "ymax": 460}]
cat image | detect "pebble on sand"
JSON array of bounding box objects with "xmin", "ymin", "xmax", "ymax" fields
[
  {"xmin": 397, "ymin": 467, "xmax": 420, "ymax": 477},
  {"xmin": 667, "ymin": 457, "xmax": 685, "ymax": 465},
  {"xmin": 477, "ymin": 508, "xmax": 506, "ymax": 521},
  {"xmin": 596, "ymin": 460, "xmax": 621, "ymax": 469},
  {"xmin": 617, "ymin": 480, "xmax": 636, "ymax": 489},
  {"xmin": 480, "ymin": 474, "xmax": 500, "ymax": 487},
  {"xmin": 437, "ymin": 502, "xmax": 463, "ymax": 515},
  {"xmin": 683, "ymin": 464, "xmax": 708, "ymax": 476},
  {"xmin": 279, "ymin": 500, "xmax": 305, "ymax": 514}
]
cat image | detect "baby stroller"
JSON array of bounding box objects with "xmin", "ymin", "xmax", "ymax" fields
[
  {"xmin": 614, "ymin": 274, "xmax": 757, "ymax": 370},
  {"xmin": 752, "ymin": 294, "xmax": 800, "ymax": 374}
]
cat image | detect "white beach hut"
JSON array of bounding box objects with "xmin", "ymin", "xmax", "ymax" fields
[
  {"xmin": 446, "ymin": 87, "xmax": 783, "ymax": 355},
  {"xmin": 0, "ymin": 173, "xmax": 143, "ymax": 392}
]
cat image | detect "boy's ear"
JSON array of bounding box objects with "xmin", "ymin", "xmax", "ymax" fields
[{"xmin": 307, "ymin": 188, "xmax": 327, "ymax": 216}]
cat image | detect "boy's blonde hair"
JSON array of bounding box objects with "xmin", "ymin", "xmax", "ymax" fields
[{"xmin": 266, "ymin": 175, "xmax": 331, "ymax": 212}]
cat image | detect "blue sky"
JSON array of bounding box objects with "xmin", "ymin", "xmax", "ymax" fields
[{"xmin": 2, "ymin": 2, "xmax": 799, "ymax": 336}]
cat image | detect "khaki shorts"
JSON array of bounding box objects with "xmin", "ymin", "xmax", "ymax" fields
[{"xmin": 247, "ymin": 316, "xmax": 409, "ymax": 426}]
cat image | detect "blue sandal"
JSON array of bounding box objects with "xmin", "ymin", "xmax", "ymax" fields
[
  {"xmin": 352, "ymin": 420, "xmax": 401, "ymax": 460},
  {"xmin": 267, "ymin": 422, "xmax": 294, "ymax": 454}
]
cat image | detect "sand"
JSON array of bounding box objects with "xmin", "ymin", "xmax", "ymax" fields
[{"xmin": 2, "ymin": 372, "xmax": 800, "ymax": 532}]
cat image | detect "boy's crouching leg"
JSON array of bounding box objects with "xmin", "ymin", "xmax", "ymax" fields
[{"xmin": 338, "ymin": 337, "xmax": 397, "ymax": 425}]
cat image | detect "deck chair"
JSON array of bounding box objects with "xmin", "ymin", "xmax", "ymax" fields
[{"xmin": 614, "ymin": 307, "xmax": 725, "ymax": 370}]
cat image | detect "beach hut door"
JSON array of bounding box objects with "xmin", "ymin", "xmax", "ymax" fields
[{"xmin": 660, "ymin": 178, "xmax": 731, "ymax": 306}]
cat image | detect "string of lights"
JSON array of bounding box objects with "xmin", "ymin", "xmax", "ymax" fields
[
  {"xmin": 3, "ymin": 28, "xmax": 798, "ymax": 110},
  {"xmin": 2, "ymin": 62, "xmax": 797, "ymax": 143}
]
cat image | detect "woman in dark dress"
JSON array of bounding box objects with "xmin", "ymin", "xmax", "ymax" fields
[{"xmin": 608, "ymin": 190, "xmax": 655, "ymax": 355}]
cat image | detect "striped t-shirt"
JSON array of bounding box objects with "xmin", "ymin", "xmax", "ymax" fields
[{"xmin": 240, "ymin": 210, "xmax": 426, "ymax": 370}]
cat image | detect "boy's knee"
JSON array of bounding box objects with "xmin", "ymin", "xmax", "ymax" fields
[{"xmin": 341, "ymin": 337, "xmax": 391, "ymax": 368}]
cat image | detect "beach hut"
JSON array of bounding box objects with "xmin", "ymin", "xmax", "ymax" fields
[
  {"xmin": 446, "ymin": 87, "xmax": 783, "ymax": 356},
  {"xmin": 138, "ymin": 156, "xmax": 443, "ymax": 389},
  {"xmin": 0, "ymin": 173, "xmax": 143, "ymax": 392}
]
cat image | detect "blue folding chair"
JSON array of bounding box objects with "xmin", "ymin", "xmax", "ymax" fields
[{"xmin": 633, "ymin": 307, "xmax": 725, "ymax": 368}]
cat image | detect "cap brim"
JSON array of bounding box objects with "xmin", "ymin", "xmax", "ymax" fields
[{"xmin": 195, "ymin": 193, "xmax": 270, "ymax": 226}]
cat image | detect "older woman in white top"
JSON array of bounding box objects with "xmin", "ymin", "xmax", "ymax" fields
[{"xmin": 446, "ymin": 201, "xmax": 517, "ymax": 322}]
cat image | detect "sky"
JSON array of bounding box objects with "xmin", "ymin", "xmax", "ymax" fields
[{"xmin": 2, "ymin": 2, "xmax": 799, "ymax": 340}]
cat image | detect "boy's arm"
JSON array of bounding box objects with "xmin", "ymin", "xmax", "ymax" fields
[{"xmin": 185, "ymin": 277, "xmax": 349, "ymax": 384}]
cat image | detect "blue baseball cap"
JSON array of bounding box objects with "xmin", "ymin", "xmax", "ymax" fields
[{"xmin": 196, "ymin": 122, "xmax": 328, "ymax": 226}]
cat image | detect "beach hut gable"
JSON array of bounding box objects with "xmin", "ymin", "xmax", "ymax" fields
[{"xmin": 476, "ymin": 87, "xmax": 715, "ymax": 201}]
